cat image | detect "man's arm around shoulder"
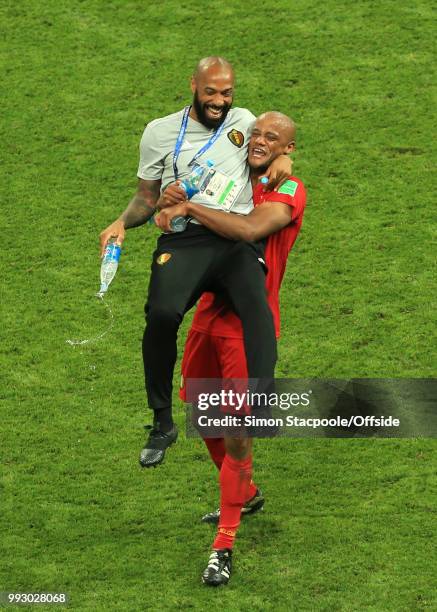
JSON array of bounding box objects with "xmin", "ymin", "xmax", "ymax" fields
[{"xmin": 156, "ymin": 198, "xmax": 292, "ymax": 242}]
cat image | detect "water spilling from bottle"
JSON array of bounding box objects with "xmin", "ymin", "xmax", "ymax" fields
[
  {"xmin": 66, "ymin": 294, "xmax": 114, "ymax": 346},
  {"xmin": 66, "ymin": 241, "xmax": 121, "ymax": 346}
]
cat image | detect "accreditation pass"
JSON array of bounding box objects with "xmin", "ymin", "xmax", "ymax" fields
[{"xmin": 199, "ymin": 168, "xmax": 244, "ymax": 211}]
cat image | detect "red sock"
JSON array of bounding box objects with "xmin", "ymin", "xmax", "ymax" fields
[
  {"xmin": 203, "ymin": 439, "xmax": 258, "ymax": 500},
  {"xmin": 213, "ymin": 454, "xmax": 252, "ymax": 550},
  {"xmin": 203, "ymin": 438, "xmax": 226, "ymax": 470}
]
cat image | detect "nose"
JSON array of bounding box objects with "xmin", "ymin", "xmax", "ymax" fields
[
  {"xmin": 211, "ymin": 94, "xmax": 225, "ymax": 108},
  {"xmin": 254, "ymin": 133, "xmax": 266, "ymax": 146}
]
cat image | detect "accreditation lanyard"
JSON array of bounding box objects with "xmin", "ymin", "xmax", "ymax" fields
[{"xmin": 172, "ymin": 105, "xmax": 226, "ymax": 180}]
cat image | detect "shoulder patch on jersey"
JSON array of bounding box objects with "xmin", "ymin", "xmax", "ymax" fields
[
  {"xmin": 227, "ymin": 129, "xmax": 244, "ymax": 148},
  {"xmin": 277, "ymin": 179, "xmax": 298, "ymax": 197}
]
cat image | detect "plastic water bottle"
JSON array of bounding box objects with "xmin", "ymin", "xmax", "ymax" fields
[
  {"xmin": 149, "ymin": 214, "xmax": 188, "ymax": 232},
  {"xmin": 169, "ymin": 216, "xmax": 189, "ymax": 232},
  {"xmin": 170, "ymin": 160, "xmax": 215, "ymax": 232},
  {"xmin": 181, "ymin": 160, "xmax": 214, "ymax": 197},
  {"xmin": 97, "ymin": 241, "xmax": 121, "ymax": 297}
]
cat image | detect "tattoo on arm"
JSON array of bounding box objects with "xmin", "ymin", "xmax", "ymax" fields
[{"xmin": 120, "ymin": 179, "xmax": 161, "ymax": 228}]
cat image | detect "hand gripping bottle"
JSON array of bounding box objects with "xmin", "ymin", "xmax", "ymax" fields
[
  {"xmin": 97, "ymin": 240, "xmax": 121, "ymax": 298},
  {"xmin": 170, "ymin": 160, "xmax": 215, "ymax": 232}
]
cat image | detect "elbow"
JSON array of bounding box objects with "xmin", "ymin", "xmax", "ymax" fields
[
  {"xmin": 235, "ymin": 221, "xmax": 258, "ymax": 242},
  {"xmin": 245, "ymin": 229, "xmax": 258, "ymax": 242},
  {"xmin": 241, "ymin": 226, "xmax": 261, "ymax": 242}
]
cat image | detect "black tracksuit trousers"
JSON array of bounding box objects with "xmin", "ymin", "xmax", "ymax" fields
[{"xmin": 142, "ymin": 224, "xmax": 277, "ymax": 411}]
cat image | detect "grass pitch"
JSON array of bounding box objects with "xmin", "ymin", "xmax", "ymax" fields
[{"xmin": 1, "ymin": 1, "xmax": 436, "ymax": 610}]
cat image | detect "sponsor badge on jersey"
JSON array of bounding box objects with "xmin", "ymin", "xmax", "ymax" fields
[{"xmin": 277, "ymin": 179, "xmax": 298, "ymax": 197}]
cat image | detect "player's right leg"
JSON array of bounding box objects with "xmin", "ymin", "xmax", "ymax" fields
[
  {"xmin": 202, "ymin": 438, "xmax": 253, "ymax": 587},
  {"xmin": 180, "ymin": 330, "xmax": 263, "ymax": 522},
  {"xmin": 200, "ymin": 337, "xmax": 262, "ymax": 587},
  {"xmin": 140, "ymin": 225, "xmax": 232, "ymax": 468}
]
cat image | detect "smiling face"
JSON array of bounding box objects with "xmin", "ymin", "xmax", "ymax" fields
[
  {"xmin": 248, "ymin": 113, "xmax": 296, "ymax": 171},
  {"xmin": 191, "ymin": 61, "xmax": 234, "ymax": 129}
]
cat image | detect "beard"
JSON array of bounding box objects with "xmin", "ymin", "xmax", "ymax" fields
[{"xmin": 192, "ymin": 91, "xmax": 232, "ymax": 130}]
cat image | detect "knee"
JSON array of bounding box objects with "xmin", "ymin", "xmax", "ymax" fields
[
  {"xmin": 228, "ymin": 276, "xmax": 269, "ymax": 315},
  {"xmin": 225, "ymin": 437, "xmax": 252, "ymax": 460},
  {"xmin": 233, "ymin": 288, "xmax": 271, "ymax": 322},
  {"xmin": 145, "ymin": 303, "xmax": 182, "ymax": 329}
]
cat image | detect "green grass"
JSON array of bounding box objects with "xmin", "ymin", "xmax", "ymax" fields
[{"xmin": 1, "ymin": 0, "xmax": 436, "ymax": 610}]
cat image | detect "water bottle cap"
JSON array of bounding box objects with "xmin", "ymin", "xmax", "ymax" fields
[
  {"xmin": 206, "ymin": 159, "xmax": 215, "ymax": 167},
  {"xmin": 260, "ymin": 177, "xmax": 269, "ymax": 184}
]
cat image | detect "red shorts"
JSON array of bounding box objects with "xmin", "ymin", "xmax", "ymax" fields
[{"xmin": 179, "ymin": 329, "xmax": 248, "ymax": 402}]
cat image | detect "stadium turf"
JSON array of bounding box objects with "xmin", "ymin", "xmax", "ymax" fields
[{"xmin": 1, "ymin": 0, "xmax": 435, "ymax": 610}]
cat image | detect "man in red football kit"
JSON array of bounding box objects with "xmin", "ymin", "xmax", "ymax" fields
[{"xmin": 156, "ymin": 111, "xmax": 306, "ymax": 586}]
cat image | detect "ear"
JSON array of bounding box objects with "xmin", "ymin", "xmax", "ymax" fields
[
  {"xmin": 285, "ymin": 141, "xmax": 296, "ymax": 154},
  {"xmin": 190, "ymin": 76, "xmax": 196, "ymax": 94}
]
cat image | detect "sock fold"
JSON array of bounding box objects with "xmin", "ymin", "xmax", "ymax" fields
[{"xmin": 213, "ymin": 453, "xmax": 252, "ymax": 550}]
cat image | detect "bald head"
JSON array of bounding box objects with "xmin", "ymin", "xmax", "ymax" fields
[
  {"xmin": 193, "ymin": 56, "xmax": 234, "ymax": 80},
  {"xmin": 257, "ymin": 111, "xmax": 296, "ymax": 143}
]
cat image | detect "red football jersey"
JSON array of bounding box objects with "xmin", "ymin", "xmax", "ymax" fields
[{"xmin": 191, "ymin": 176, "xmax": 306, "ymax": 338}]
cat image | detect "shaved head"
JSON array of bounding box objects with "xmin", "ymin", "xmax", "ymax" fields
[
  {"xmin": 257, "ymin": 111, "xmax": 296, "ymax": 143},
  {"xmin": 193, "ymin": 56, "xmax": 234, "ymax": 80},
  {"xmin": 190, "ymin": 57, "xmax": 234, "ymax": 129}
]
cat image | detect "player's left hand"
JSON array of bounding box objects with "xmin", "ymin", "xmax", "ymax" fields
[
  {"xmin": 155, "ymin": 203, "xmax": 189, "ymax": 232},
  {"xmin": 260, "ymin": 154, "xmax": 293, "ymax": 191},
  {"xmin": 157, "ymin": 181, "xmax": 187, "ymax": 209}
]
